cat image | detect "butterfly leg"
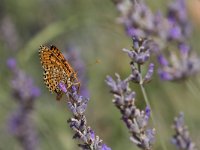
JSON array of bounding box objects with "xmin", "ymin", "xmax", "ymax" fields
[
  {"xmin": 69, "ymin": 82, "xmax": 80, "ymax": 93},
  {"xmin": 74, "ymin": 82, "xmax": 80, "ymax": 93},
  {"xmin": 66, "ymin": 79, "xmax": 80, "ymax": 93}
]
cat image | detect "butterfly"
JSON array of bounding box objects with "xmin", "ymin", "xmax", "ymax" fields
[{"xmin": 39, "ymin": 45, "xmax": 80, "ymax": 100}]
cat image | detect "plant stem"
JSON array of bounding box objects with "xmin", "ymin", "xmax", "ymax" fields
[
  {"xmin": 140, "ymin": 83, "xmax": 154, "ymax": 123},
  {"xmin": 140, "ymin": 83, "xmax": 167, "ymax": 150},
  {"xmin": 137, "ymin": 63, "xmax": 167, "ymax": 150}
]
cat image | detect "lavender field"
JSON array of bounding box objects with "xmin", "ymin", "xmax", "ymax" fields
[{"xmin": 0, "ymin": 0, "xmax": 200, "ymax": 150}]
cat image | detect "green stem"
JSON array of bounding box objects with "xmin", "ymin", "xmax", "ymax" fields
[
  {"xmin": 139, "ymin": 84, "xmax": 154, "ymax": 123},
  {"xmin": 137, "ymin": 64, "xmax": 167, "ymax": 150},
  {"xmin": 140, "ymin": 83, "xmax": 167, "ymax": 150}
]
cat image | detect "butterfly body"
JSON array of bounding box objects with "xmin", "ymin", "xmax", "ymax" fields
[{"xmin": 39, "ymin": 45, "xmax": 80, "ymax": 100}]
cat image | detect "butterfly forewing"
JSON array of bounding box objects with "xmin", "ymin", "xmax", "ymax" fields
[{"xmin": 50, "ymin": 45, "xmax": 74, "ymax": 75}]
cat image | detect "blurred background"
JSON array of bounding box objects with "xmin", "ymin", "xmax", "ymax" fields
[{"xmin": 0, "ymin": 0, "xmax": 200, "ymax": 149}]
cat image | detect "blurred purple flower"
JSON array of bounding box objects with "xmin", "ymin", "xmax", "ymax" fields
[
  {"xmin": 7, "ymin": 57, "xmax": 40, "ymax": 150},
  {"xmin": 11, "ymin": 71, "xmax": 40, "ymax": 101},
  {"xmin": 90, "ymin": 130, "xmax": 95, "ymax": 141},
  {"xmin": 158, "ymin": 70, "xmax": 173, "ymax": 81},
  {"xmin": 179, "ymin": 43, "xmax": 190, "ymax": 55},
  {"xmin": 112, "ymin": 0, "xmax": 191, "ymax": 50},
  {"xmin": 9, "ymin": 109, "xmax": 38, "ymax": 150},
  {"xmin": 0, "ymin": 16, "xmax": 21, "ymax": 51},
  {"xmin": 7, "ymin": 58, "xmax": 17, "ymax": 70},
  {"xmin": 157, "ymin": 54, "xmax": 169, "ymax": 67},
  {"xmin": 145, "ymin": 106, "xmax": 151, "ymax": 120},
  {"xmin": 172, "ymin": 112, "xmax": 197, "ymax": 150},
  {"xmin": 112, "ymin": 0, "xmax": 165, "ymax": 52},
  {"xmin": 168, "ymin": 24, "xmax": 182, "ymax": 41},
  {"xmin": 167, "ymin": 0, "xmax": 191, "ymax": 38},
  {"xmin": 157, "ymin": 47, "xmax": 200, "ymax": 81},
  {"xmin": 145, "ymin": 129, "xmax": 156, "ymax": 144},
  {"xmin": 112, "ymin": 0, "xmax": 200, "ymax": 81},
  {"xmin": 101, "ymin": 144, "xmax": 112, "ymax": 150},
  {"xmin": 31, "ymin": 87, "xmax": 41, "ymax": 98}
]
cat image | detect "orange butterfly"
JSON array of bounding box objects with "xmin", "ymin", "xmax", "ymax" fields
[{"xmin": 39, "ymin": 45, "xmax": 80, "ymax": 100}]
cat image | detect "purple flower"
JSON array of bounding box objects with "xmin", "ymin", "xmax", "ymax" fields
[
  {"xmin": 8, "ymin": 58, "xmax": 41, "ymax": 101},
  {"xmin": 167, "ymin": 0, "xmax": 191, "ymax": 38},
  {"xmin": 172, "ymin": 112, "xmax": 197, "ymax": 150},
  {"xmin": 158, "ymin": 70, "xmax": 173, "ymax": 81},
  {"xmin": 31, "ymin": 87, "xmax": 41, "ymax": 98},
  {"xmin": 58, "ymin": 82, "xmax": 67, "ymax": 93},
  {"xmin": 123, "ymin": 36, "xmax": 151, "ymax": 65},
  {"xmin": 126, "ymin": 26, "xmax": 145, "ymax": 37},
  {"xmin": 122, "ymin": 37, "xmax": 155, "ymax": 85},
  {"xmin": 9, "ymin": 111, "xmax": 38, "ymax": 150},
  {"xmin": 106, "ymin": 74, "xmax": 155, "ymax": 150},
  {"xmin": 157, "ymin": 47, "xmax": 200, "ymax": 81},
  {"xmin": 59, "ymin": 82, "xmax": 110, "ymax": 150},
  {"xmin": 112, "ymin": 0, "xmax": 200, "ymax": 81},
  {"xmin": 157, "ymin": 55, "xmax": 169, "ymax": 66},
  {"xmin": 101, "ymin": 144, "xmax": 112, "ymax": 150},
  {"xmin": 0, "ymin": 16, "xmax": 20, "ymax": 51},
  {"xmin": 90, "ymin": 130, "xmax": 95, "ymax": 141},
  {"xmin": 7, "ymin": 57, "xmax": 17, "ymax": 70},
  {"xmin": 145, "ymin": 106, "xmax": 151, "ymax": 120},
  {"xmin": 106, "ymin": 33, "xmax": 156, "ymax": 149},
  {"xmin": 179, "ymin": 43, "xmax": 190, "ymax": 55},
  {"xmin": 11, "ymin": 72, "xmax": 40, "ymax": 101},
  {"xmin": 146, "ymin": 129, "xmax": 156, "ymax": 144},
  {"xmin": 143, "ymin": 63, "xmax": 154, "ymax": 84},
  {"xmin": 168, "ymin": 24, "xmax": 182, "ymax": 41},
  {"xmin": 8, "ymin": 58, "xmax": 40, "ymax": 150}
]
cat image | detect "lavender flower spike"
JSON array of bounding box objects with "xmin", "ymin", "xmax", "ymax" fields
[
  {"xmin": 157, "ymin": 44, "xmax": 200, "ymax": 81},
  {"xmin": 143, "ymin": 63, "xmax": 154, "ymax": 84},
  {"xmin": 59, "ymin": 82, "xmax": 111, "ymax": 150},
  {"xmin": 112, "ymin": 0, "xmax": 200, "ymax": 81},
  {"xmin": 167, "ymin": 0, "xmax": 191, "ymax": 40},
  {"xmin": 7, "ymin": 58, "xmax": 40, "ymax": 150},
  {"xmin": 172, "ymin": 112, "xmax": 197, "ymax": 150},
  {"xmin": 106, "ymin": 74, "xmax": 155, "ymax": 150},
  {"xmin": 122, "ymin": 36, "xmax": 154, "ymax": 85},
  {"xmin": 123, "ymin": 36, "xmax": 151, "ymax": 65}
]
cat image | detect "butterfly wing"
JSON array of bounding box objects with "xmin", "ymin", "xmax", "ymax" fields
[
  {"xmin": 50, "ymin": 45, "xmax": 80, "ymax": 86},
  {"xmin": 50, "ymin": 45, "xmax": 74, "ymax": 75},
  {"xmin": 39, "ymin": 45, "xmax": 67, "ymax": 100}
]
